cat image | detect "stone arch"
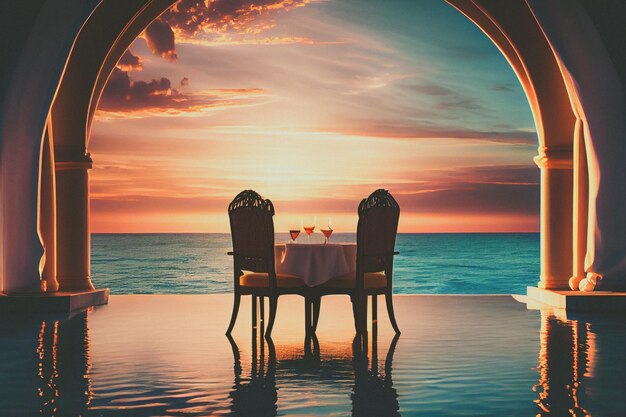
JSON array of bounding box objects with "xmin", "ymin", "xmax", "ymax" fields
[
  {"xmin": 49, "ymin": 0, "xmax": 177, "ymax": 292},
  {"xmin": 47, "ymin": 0, "xmax": 579, "ymax": 293},
  {"xmin": 6, "ymin": 0, "xmax": 625, "ymax": 297},
  {"xmin": 447, "ymin": 1, "xmax": 578, "ymax": 289}
]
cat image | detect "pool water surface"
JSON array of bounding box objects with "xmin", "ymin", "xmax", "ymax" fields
[{"xmin": 1, "ymin": 294, "xmax": 625, "ymax": 416}]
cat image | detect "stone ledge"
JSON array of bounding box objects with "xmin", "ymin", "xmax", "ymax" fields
[
  {"xmin": 0, "ymin": 289, "xmax": 109, "ymax": 313},
  {"xmin": 527, "ymin": 286, "xmax": 626, "ymax": 312}
]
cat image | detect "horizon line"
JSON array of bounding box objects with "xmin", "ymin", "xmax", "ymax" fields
[{"xmin": 91, "ymin": 231, "xmax": 540, "ymax": 235}]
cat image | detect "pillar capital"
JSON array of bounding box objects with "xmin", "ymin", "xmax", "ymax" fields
[
  {"xmin": 534, "ymin": 145, "xmax": 573, "ymax": 169},
  {"xmin": 55, "ymin": 146, "xmax": 92, "ymax": 170},
  {"xmin": 56, "ymin": 160, "xmax": 93, "ymax": 171}
]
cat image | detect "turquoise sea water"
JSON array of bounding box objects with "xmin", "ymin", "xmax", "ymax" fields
[{"xmin": 91, "ymin": 233, "xmax": 539, "ymax": 294}]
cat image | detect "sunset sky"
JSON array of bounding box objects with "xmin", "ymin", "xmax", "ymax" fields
[{"xmin": 90, "ymin": 0, "xmax": 538, "ymax": 233}]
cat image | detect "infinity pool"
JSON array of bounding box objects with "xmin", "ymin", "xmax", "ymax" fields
[{"xmin": 1, "ymin": 295, "xmax": 625, "ymax": 416}]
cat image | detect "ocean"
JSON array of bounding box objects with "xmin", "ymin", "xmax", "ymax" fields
[{"xmin": 91, "ymin": 233, "xmax": 539, "ymax": 295}]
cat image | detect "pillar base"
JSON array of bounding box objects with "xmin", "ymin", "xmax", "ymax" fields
[
  {"xmin": 537, "ymin": 280, "xmax": 571, "ymax": 290},
  {"xmin": 0, "ymin": 289, "xmax": 109, "ymax": 313},
  {"xmin": 526, "ymin": 286, "xmax": 626, "ymax": 312},
  {"xmin": 57, "ymin": 277, "xmax": 96, "ymax": 292}
]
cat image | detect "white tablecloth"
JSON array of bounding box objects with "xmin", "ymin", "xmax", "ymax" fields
[{"xmin": 275, "ymin": 243, "xmax": 357, "ymax": 287}]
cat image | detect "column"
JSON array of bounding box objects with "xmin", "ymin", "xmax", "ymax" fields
[
  {"xmin": 40, "ymin": 121, "xmax": 59, "ymax": 292},
  {"xmin": 55, "ymin": 146, "xmax": 95, "ymax": 292},
  {"xmin": 569, "ymin": 119, "xmax": 588, "ymax": 290},
  {"xmin": 534, "ymin": 145, "xmax": 574, "ymax": 290}
]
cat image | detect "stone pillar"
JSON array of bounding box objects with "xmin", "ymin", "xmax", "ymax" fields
[
  {"xmin": 569, "ymin": 119, "xmax": 588, "ymax": 290},
  {"xmin": 40, "ymin": 120, "xmax": 59, "ymax": 292},
  {"xmin": 534, "ymin": 146, "xmax": 574, "ymax": 290},
  {"xmin": 55, "ymin": 147, "xmax": 94, "ymax": 292}
]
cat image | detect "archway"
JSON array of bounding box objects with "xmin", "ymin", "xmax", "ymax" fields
[
  {"xmin": 3, "ymin": 0, "xmax": 626, "ymax": 302},
  {"xmin": 51, "ymin": 0, "xmax": 574, "ymax": 296},
  {"xmin": 85, "ymin": 0, "xmax": 546, "ymax": 295}
]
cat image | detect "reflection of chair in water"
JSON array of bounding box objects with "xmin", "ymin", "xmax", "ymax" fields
[
  {"xmin": 227, "ymin": 314, "xmax": 401, "ymax": 417},
  {"xmin": 227, "ymin": 318, "xmax": 278, "ymax": 417},
  {"xmin": 351, "ymin": 325, "xmax": 401, "ymax": 417},
  {"xmin": 272, "ymin": 327, "xmax": 401, "ymax": 417}
]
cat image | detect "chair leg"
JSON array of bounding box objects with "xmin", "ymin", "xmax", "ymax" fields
[
  {"xmin": 371, "ymin": 295, "xmax": 378, "ymax": 370},
  {"xmin": 265, "ymin": 295, "xmax": 278, "ymax": 339},
  {"xmin": 252, "ymin": 295, "xmax": 258, "ymax": 330},
  {"xmin": 260, "ymin": 296, "xmax": 265, "ymax": 325},
  {"xmin": 304, "ymin": 297, "xmax": 312, "ymax": 355},
  {"xmin": 372, "ymin": 295, "xmax": 378, "ymax": 328},
  {"xmin": 350, "ymin": 295, "xmax": 359, "ymax": 332},
  {"xmin": 359, "ymin": 295, "xmax": 369, "ymax": 355},
  {"xmin": 312, "ymin": 296, "xmax": 321, "ymax": 333},
  {"xmin": 357, "ymin": 293, "xmax": 368, "ymax": 337},
  {"xmin": 385, "ymin": 292, "xmax": 401, "ymax": 335},
  {"xmin": 225, "ymin": 292, "xmax": 241, "ymax": 335}
]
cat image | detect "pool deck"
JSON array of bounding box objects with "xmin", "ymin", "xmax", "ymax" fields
[
  {"xmin": 526, "ymin": 286, "xmax": 626, "ymax": 312},
  {"xmin": 0, "ymin": 289, "xmax": 109, "ymax": 313}
]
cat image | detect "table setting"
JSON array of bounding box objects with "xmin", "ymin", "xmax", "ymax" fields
[{"xmin": 275, "ymin": 217, "xmax": 357, "ymax": 287}]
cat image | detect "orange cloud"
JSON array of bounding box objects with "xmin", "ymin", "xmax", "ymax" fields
[
  {"xmin": 164, "ymin": 0, "xmax": 311, "ymax": 38},
  {"xmin": 88, "ymin": 130, "xmax": 539, "ymax": 233},
  {"xmin": 116, "ymin": 49, "xmax": 143, "ymax": 71},
  {"xmin": 145, "ymin": 19, "xmax": 177, "ymax": 61},
  {"xmin": 319, "ymin": 124, "xmax": 537, "ymax": 144},
  {"xmin": 141, "ymin": 0, "xmax": 316, "ymax": 60},
  {"xmin": 97, "ymin": 68, "xmax": 269, "ymax": 118},
  {"xmin": 176, "ymin": 35, "xmax": 343, "ymax": 47}
]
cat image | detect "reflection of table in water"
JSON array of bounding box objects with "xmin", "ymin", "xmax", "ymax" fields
[{"xmin": 274, "ymin": 243, "xmax": 357, "ymax": 287}]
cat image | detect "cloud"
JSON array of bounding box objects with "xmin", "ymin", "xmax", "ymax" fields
[
  {"xmin": 436, "ymin": 96, "xmax": 483, "ymax": 112},
  {"xmin": 163, "ymin": 0, "xmax": 311, "ymax": 38},
  {"xmin": 391, "ymin": 165, "xmax": 539, "ymax": 215},
  {"xmin": 322, "ymin": 123, "xmax": 538, "ymax": 144},
  {"xmin": 180, "ymin": 77, "xmax": 189, "ymax": 87},
  {"xmin": 89, "ymin": 164, "xmax": 539, "ymax": 227},
  {"xmin": 175, "ymin": 35, "xmax": 341, "ymax": 47},
  {"xmin": 347, "ymin": 73, "xmax": 416, "ymax": 94},
  {"xmin": 97, "ymin": 68, "xmax": 269, "ymax": 117},
  {"xmin": 409, "ymin": 83, "xmax": 457, "ymax": 96},
  {"xmin": 145, "ymin": 19, "xmax": 177, "ymax": 61},
  {"xmin": 91, "ymin": 195, "xmax": 230, "ymax": 215},
  {"xmin": 395, "ymin": 182, "xmax": 538, "ymax": 216},
  {"xmin": 492, "ymin": 83, "xmax": 516, "ymax": 92},
  {"xmin": 406, "ymin": 81, "xmax": 485, "ymax": 112},
  {"xmin": 116, "ymin": 49, "xmax": 143, "ymax": 71},
  {"xmin": 141, "ymin": 0, "xmax": 314, "ymax": 60}
]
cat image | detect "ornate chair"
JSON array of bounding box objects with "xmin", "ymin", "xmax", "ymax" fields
[
  {"xmin": 226, "ymin": 190, "xmax": 306, "ymax": 338},
  {"xmin": 316, "ymin": 189, "xmax": 401, "ymax": 337}
]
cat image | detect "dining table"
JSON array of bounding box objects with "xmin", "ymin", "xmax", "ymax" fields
[{"xmin": 274, "ymin": 242, "xmax": 357, "ymax": 287}]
